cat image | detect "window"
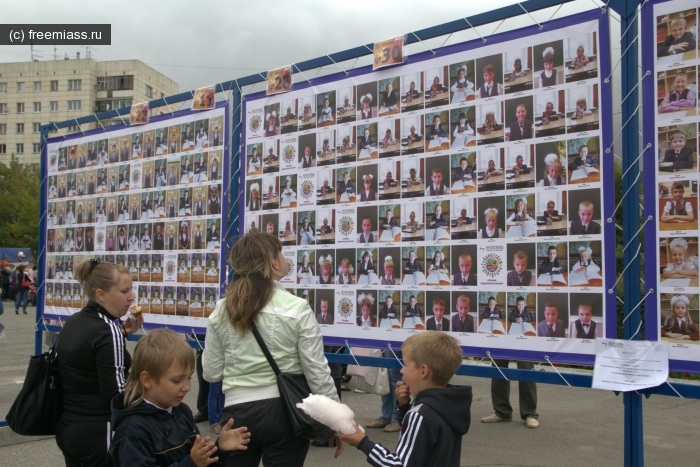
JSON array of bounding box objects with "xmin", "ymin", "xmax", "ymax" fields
[
  {"xmin": 17, "ymin": 82, "xmax": 25, "ymax": 92},
  {"xmin": 146, "ymin": 85, "xmax": 153, "ymax": 98},
  {"xmin": 33, "ymin": 102, "xmax": 41, "ymax": 112},
  {"xmin": 16, "ymin": 143, "xmax": 24, "ymax": 154},
  {"xmin": 68, "ymin": 100, "xmax": 81, "ymax": 111},
  {"xmin": 68, "ymin": 80, "xmax": 81, "ymax": 91},
  {"xmin": 50, "ymin": 80, "xmax": 58, "ymax": 92},
  {"xmin": 34, "ymin": 81, "xmax": 41, "ymax": 92},
  {"xmin": 0, "ymin": 103, "xmax": 6, "ymax": 113},
  {"xmin": 16, "ymin": 123, "xmax": 24, "ymax": 134},
  {"xmin": 17, "ymin": 103, "xmax": 24, "ymax": 113},
  {"xmin": 96, "ymin": 75, "xmax": 133, "ymax": 91},
  {"xmin": 0, "ymin": 83, "xmax": 6, "ymax": 93},
  {"xmin": 0, "ymin": 123, "xmax": 5, "ymax": 134},
  {"xmin": 33, "ymin": 122, "xmax": 41, "ymax": 133},
  {"xmin": 0, "ymin": 144, "xmax": 5, "ymax": 154},
  {"xmin": 68, "ymin": 125, "xmax": 79, "ymax": 132},
  {"xmin": 50, "ymin": 101, "xmax": 58, "ymax": 112},
  {"xmin": 95, "ymin": 99, "xmax": 132, "ymax": 113},
  {"xmin": 33, "ymin": 143, "xmax": 41, "ymax": 154}
]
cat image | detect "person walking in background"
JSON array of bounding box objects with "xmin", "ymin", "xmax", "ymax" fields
[{"xmin": 14, "ymin": 264, "xmax": 30, "ymax": 314}]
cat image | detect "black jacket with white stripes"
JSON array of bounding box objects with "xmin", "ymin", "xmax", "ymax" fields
[
  {"xmin": 358, "ymin": 384, "xmax": 472, "ymax": 467},
  {"xmin": 57, "ymin": 300, "xmax": 132, "ymax": 422}
]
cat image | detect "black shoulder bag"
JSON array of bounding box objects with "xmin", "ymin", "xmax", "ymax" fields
[
  {"xmin": 251, "ymin": 323, "xmax": 334, "ymax": 442},
  {"xmin": 6, "ymin": 338, "xmax": 63, "ymax": 435}
]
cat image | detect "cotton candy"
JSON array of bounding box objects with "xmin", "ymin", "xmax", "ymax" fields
[{"xmin": 296, "ymin": 394, "xmax": 357, "ymax": 435}]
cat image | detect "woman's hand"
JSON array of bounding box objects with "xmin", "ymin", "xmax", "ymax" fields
[
  {"xmin": 190, "ymin": 434, "xmax": 218, "ymax": 466},
  {"xmin": 122, "ymin": 315, "xmax": 144, "ymax": 335},
  {"xmin": 217, "ymin": 418, "xmax": 251, "ymax": 452}
]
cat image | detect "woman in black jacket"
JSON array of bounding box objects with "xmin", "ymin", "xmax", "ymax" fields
[
  {"xmin": 14, "ymin": 264, "xmax": 30, "ymax": 314},
  {"xmin": 55, "ymin": 259, "xmax": 143, "ymax": 466}
]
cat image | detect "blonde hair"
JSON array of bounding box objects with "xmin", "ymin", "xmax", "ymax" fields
[
  {"xmin": 401, "ymin": 332, "xmax": 462, "ymax": 386},
  {"xmin": 670, "ymin": 17, "xmax": 686, "ymax": 28},
  {"xmin": 123, "ymin": 329, "xmax": 195, "ymax": 408},
  {"xmin": 75, "ymin": 260, "xmax": 130, "ymax": 301},
  {"xmin": 223, "ymin": 233, "xmax": 282, "ymax": 336},
  {"xmin": 513, "ymin": 250, "xmax": 528, "ymax": 261}
]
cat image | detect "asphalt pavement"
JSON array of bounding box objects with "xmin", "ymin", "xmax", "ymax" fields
[{"xmin": 0, "ymin": 306, "xmax": 698, "ymax": 466}]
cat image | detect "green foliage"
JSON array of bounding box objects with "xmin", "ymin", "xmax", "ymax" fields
[{"xmin": 0, "ymin": 155, "xmax": 40, "ymax": 255}]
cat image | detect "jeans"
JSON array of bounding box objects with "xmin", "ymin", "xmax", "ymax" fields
[
  {"xmin": 15, "ymin": 289, "xmax": 28, "ymax": 312},
  {"xmin": 380, "ymin": 349, "xmax": 402, "ymax": 424},
  {"xmin": 208, "ymin": 381, "xmax": 224, "ymax": 426}
]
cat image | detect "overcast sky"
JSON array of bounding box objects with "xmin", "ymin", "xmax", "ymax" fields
[{"xmin": 1, "ymin": 0, "xmax": 603, "ymax": 93}]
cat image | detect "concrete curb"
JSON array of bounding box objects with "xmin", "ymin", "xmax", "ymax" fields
[{"xmin": 0, "ymin": 426, "xmax": 53, "ymax": 448}]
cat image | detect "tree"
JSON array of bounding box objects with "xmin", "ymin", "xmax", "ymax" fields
[{"xmin": 0, "ymin": 154, "xmax": 40, "ymax": 255}]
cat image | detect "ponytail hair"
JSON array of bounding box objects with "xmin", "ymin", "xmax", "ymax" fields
[
  {"xmin": 74, "ymin": 259, "xmax": 129, "ymax": 301},
  {"xmin": 124, "ymin": 329, "xmax": 194, "ymax": 408},
  {"xmin": 223, "ymin": 233, "xmax": 282, "ymax": 336}
]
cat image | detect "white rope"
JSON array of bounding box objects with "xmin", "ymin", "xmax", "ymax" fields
[
  {"xmin": 605, "ymin": 104, "xmax": 640, "ymax": 153},
  {"xmin": 489, "ymin": 19, "xmax": 506, "ymax": 38},
  {"xmin": 622, "ymin": 216, "xmax": 652, "ymax": 255},
  {"xmin": 93, "ymin": 114, "xmax": 105, "ymax": 132},
  {"xmin": 344, "ymin": 340, "xmax": 361, "ymax": 366},
  {"xmin": 609, "ymin": 243, "xmax": 641, "ymax": 294},
  {"xmin": 190, "ymin": 329, "xmax": 204, "ymax": 350},
  {"xmin": 544, "ymin": 356, "xmax": 571, "ymax": 387},
  {"xmin": 292, "ymin": 64, "xmax": 312, "ymax": 84},
  {"xmin": 605, "ymin": 33, "xmax": 639, "ymax": 83},
  {"xmin": 621, "ymin": 143, "xmax": 651, "ymax": 180},
  {"xmin": 620, "ymin": 71, "xmax": 651, "ymax": 105},
  {"xmin": 622, "ymin": 288, "xmax": 654, "ymax": 324},
  {"xmin": 619, "ymin": 0, "xmax": 649, "ymax": 44},
  {"xmin": 486, "ymin": 351, "xmax": 509, "ymax": 381},
  {"xmin": 387, "ymin": 343, "xmax": 404, "ymax": 367},
  {"xmin": 411, "ymin": 32, "xmax": 436, "ymax": 55},
  {"xmin": 74, "ymin": 118, "xmax": 85, "ymax": 134},
  {"xmin": 439, "ymin": 33, "xmax": 453, "ymax": 49},
  {"xmin": 666, "ymin": 381, "xmax": 684, "ymax": 398},
  {"xmin": 608, "ymin": 170, "xmax": 641, "ymax": 222},
  {"xmin": 517, "ymin": 2, "xmax": 543, "ymax": 30},
  {"xmin": 547, "ymin": 3, "xmax": 564, "ymax": 22},
  {"xmin": 463, "ymin": 17, "xmax": 486, "ymax": 43},
  {"xmin": 326, "ymin": 55, "xmax": 348, "ymax": 76}
]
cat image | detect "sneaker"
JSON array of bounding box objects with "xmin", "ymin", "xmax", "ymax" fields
[
  {"xmin": 192, "ymin": 412, "xmax": 209, "ymax": 423},
  {"xmin": 525, "ymin": 418, "xmax": 539, "ymax": 429},
  {"xmin": 366, "ymin": 419, "xmax": 388, "ymax": 429},
  {"xmin": 383, "ymin": 422, "xmax": 401, "ymax": 432},
  {"xmin": 210, "ymin": 424, "xmax": 221, "ymax": 434},
  {"xmin": 354, "ymin": 388, "xmax": 367, "ymax": 393},
  {"xmin": 481, "ymin": 413, "xmax": 511, "ymax": 423}
]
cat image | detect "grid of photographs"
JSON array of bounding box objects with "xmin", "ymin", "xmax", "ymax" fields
[
  {"xmin": 244, "ymin": 19, "xmax": 609, "ymax": 348},
  {"xmin": 653, "ymin": 1, "xmax": 700, "ymax": 352},
  {"xmin": 44, "ymin": 107, "xmax": 227, "ymax": 323}
]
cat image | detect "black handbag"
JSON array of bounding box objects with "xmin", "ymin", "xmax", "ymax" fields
[
  {"xmin": 251, "ymin": 324, "xmax": 335, "ymax": 442},
  {"xmin": 6, "ymin": 339, "xmax": 63, "ymax": 435}
]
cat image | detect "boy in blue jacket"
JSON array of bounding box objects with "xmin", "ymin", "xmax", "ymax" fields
[{"xmin": 110, "ymin": 329, "xmax": 250, "ymax": 467}]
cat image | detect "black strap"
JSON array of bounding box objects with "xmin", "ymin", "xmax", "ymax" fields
[{"xmin": 251, "ymin": 323, "xmax": 281, "ymax": 376}]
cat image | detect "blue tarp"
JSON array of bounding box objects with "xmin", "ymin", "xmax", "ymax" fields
[{"xmin": 0, "ymin": 248, "xmax": 32, "ymax": 263}]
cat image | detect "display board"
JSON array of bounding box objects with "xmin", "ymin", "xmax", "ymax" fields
[
  {"xmin": 41, "ymin": 102, "xmax": 229, "ymax": 332},
  {"xmin": 644, "ymin": 0, "xmax": 700, "ymax": 371},
  {"xmin": 242, "ymin": 10, "xmax": 615, "ymax": 363}
]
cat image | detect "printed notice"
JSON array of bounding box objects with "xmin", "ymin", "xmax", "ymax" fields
[{"xmin": 592, "ymin": 339, "xmax": 669, "ymax": 392}]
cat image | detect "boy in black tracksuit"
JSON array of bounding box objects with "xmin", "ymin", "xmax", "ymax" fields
[{"xmin": 341, "ymin": 332, "xmax": 472, "ymax": 466}]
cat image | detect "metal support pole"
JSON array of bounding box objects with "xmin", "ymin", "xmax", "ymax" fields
[
  {"xmin": 226, "ymin": 87, "xmax": 242, "ymax": 285},
  {"xmin": 610, "ymin": 1, "xmax": 644, "ymax": 466},
  {"xmin": 35, "ymin": 126, "xmax": 51, "ymax": 356}
]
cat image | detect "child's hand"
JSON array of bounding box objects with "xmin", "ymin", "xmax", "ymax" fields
[
  {"xmin": 339, "ymin": 424, "xmax": 367, "ymax": 448},
  {"xmin": 396, "ymin": 380, "xmax": 411, "ymax": 406},
  {"xmin": 190, "ymin": 434, "xmax": 218, "ymax": 467},
  {"xmin": 217, "ymin": 418, "xmax": 251, "ymax": 452},
  {"xmin": 672, "ymin": 42, "xmax": 689, "ymax": 51}
]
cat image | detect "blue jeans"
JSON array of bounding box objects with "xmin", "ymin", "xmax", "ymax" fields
[
  {"xmin": 208, "ymin": 381, "xmax": 224, "ymax": 426},
  {"xmin": 380, "ymin": 350, "xmax": 402, "ymax": 424},
  {"xmin": 15, "ymin": 289, "xmax": 28, "ymax": 312}
]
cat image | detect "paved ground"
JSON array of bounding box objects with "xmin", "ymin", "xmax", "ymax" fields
[{"xmin": 0, "ymin": 306, "xmax": 698, "ymax": 466}]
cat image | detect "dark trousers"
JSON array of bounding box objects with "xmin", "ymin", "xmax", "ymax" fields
[
  {"xmin": 491, "ymin": 359, "xmax": 538, "ymax": 420},
  {"xmin": 221, "ymin": 398, "xmax": 310, "ymax": 467},
  {"xmin": 55, "ymin": 418, "xmax": 110, "ymax": 467},
  {"xmin": 195, "ymin": 348, "xmax": 209, "ymax": 414}
]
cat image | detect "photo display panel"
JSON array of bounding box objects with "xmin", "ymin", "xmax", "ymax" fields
[
  {"xmin": 644, "ymin": 0, "xmax": 700, "ymax": 370},
  {"xmin": 43, "ymin": 102, "xmax": 229, "ymax": 332},
  {"xmin": 242, "ymin": 10, "xmax": 615, "ymax": 363}
]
